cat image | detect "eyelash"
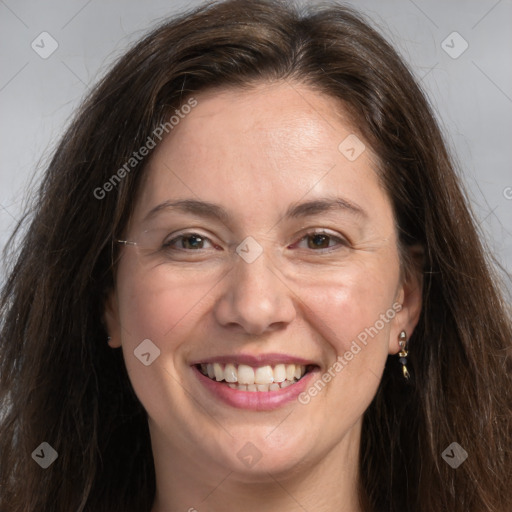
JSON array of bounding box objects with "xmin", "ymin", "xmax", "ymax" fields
[{"xmin": 162, "ymin": 230, "xmax": 349, "ymax": 253}]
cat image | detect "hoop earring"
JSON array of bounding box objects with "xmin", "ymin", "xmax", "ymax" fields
[{"xmin": 398, "ymin": 331, "xmax": 410, "ymax": 380}]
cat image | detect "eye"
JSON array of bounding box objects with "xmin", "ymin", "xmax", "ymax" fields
[
  {"xmin": 159, "ymin": 229, "xmax": 348, "ymax": 254},
  {"xmin": 293, "ymin": 230, "xmax": 349, "ymax": 251},
  {"xmin": 163, "ymin": 232, "xmax": 217, "ymax": 251}
]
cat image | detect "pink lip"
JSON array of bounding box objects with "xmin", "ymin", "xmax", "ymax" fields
[
  {"xmin": 192, "ymin": 365, "xmax": 320, "ymax": 411},
  {"xmin": 190, "ymin": 352, "xmax": 317, "ymax": 366}
]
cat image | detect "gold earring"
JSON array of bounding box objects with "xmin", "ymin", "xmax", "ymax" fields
[{"xmin": 398, "ymin": 331, "xmax": 410, "ymax": 380}]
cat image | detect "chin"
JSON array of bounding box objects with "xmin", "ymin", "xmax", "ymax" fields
[{"xmin": 209, "ymin": 429, "xmax": 314, "ymax": 481}]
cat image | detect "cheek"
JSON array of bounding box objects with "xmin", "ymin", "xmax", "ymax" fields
[
  {"xmin": 295, "ymin": 261, "xmax": 399, "ymax": 408},
  {"xmin": 298, "ymin": 261, "xmax": 398, "ymax": 353},
  {"xmin": 114, "ymin": 262, "xmax": 216, "ymax": 404},
  {"xmin": 115, "ymin": 253, "xmax": 222, "ymax": 343}
]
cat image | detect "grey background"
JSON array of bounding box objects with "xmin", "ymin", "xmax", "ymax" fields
[{"xmin": 1, "ymin": 0, "xmax": 511, "ymax": 287}]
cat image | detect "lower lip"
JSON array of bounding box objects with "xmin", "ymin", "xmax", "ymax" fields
[{"xmin": 192, "ymin": 365, "xmax": 319, "ymax": 411}]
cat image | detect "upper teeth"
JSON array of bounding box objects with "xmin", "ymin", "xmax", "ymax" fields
[{"xmin": 200, "ymin": 363, "xmax": 306, "ymax": 385}]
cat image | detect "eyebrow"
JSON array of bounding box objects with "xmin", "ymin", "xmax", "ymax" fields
[{"xmin": 143, "ymin": 197, "xmax": 367, "ymax": 224}]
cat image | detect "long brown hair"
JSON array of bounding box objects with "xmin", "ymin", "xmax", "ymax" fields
[{"xmin": 1, "ymin": 1, "xmax": 511, "ymax": 511}]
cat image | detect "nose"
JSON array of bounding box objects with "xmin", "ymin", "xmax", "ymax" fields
[{"xmin": 213, "ymin": 248, "xmax": 297, "ymax": 336}]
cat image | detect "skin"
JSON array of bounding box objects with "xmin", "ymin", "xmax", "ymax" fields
[{"xmin": 105, "ymin": 81, "xmax": 422, "ymax": 512}]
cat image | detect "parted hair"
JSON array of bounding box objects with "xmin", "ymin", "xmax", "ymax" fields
[{"xmin": 1, "ymin": 1, "xmax": 511, "ymax": 511}]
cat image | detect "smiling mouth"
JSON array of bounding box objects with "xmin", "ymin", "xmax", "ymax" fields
[{"xmin": 196, "ymin": 362, "xmax": 314, "ymax": 392}]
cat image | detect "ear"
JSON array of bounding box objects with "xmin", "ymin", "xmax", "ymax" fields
[
  {"xmin": 103, "ymin": 289, "xmax": 122, "ymax": 348},
  {"xmin": 389, "ymin": 245, "xmax": 423, "ymax": 354}
]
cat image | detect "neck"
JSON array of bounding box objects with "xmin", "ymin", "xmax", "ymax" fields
[{"xmin": 149, "ymin": 420, "xmax": 364, "ymax": 512}]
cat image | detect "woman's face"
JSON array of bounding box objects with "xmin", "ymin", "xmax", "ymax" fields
[{"xmin": 105, "ymin": 82, "xmax": 421, "ymax": 482}]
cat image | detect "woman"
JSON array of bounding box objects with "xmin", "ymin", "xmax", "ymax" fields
[{"xmin": 1, "ymin": 1, "xmax": 511, "ymax": 511}]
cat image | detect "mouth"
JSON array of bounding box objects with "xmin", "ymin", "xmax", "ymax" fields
[
  {"xmin": 191, "ymin": 353, "xmax": 321, "ymax": 410},
  {"xmin": 195, "ymin": 362, "xmax": 314, "ymax": 392}
]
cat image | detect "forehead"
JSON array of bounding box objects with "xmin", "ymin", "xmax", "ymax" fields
[
  {"xmin": 166, "ymin": 82, "xmax": 359, "ymax": 165},
  {"xmin": 132, "ymin": 81, "xmax": 390, "ymax": 229}
]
